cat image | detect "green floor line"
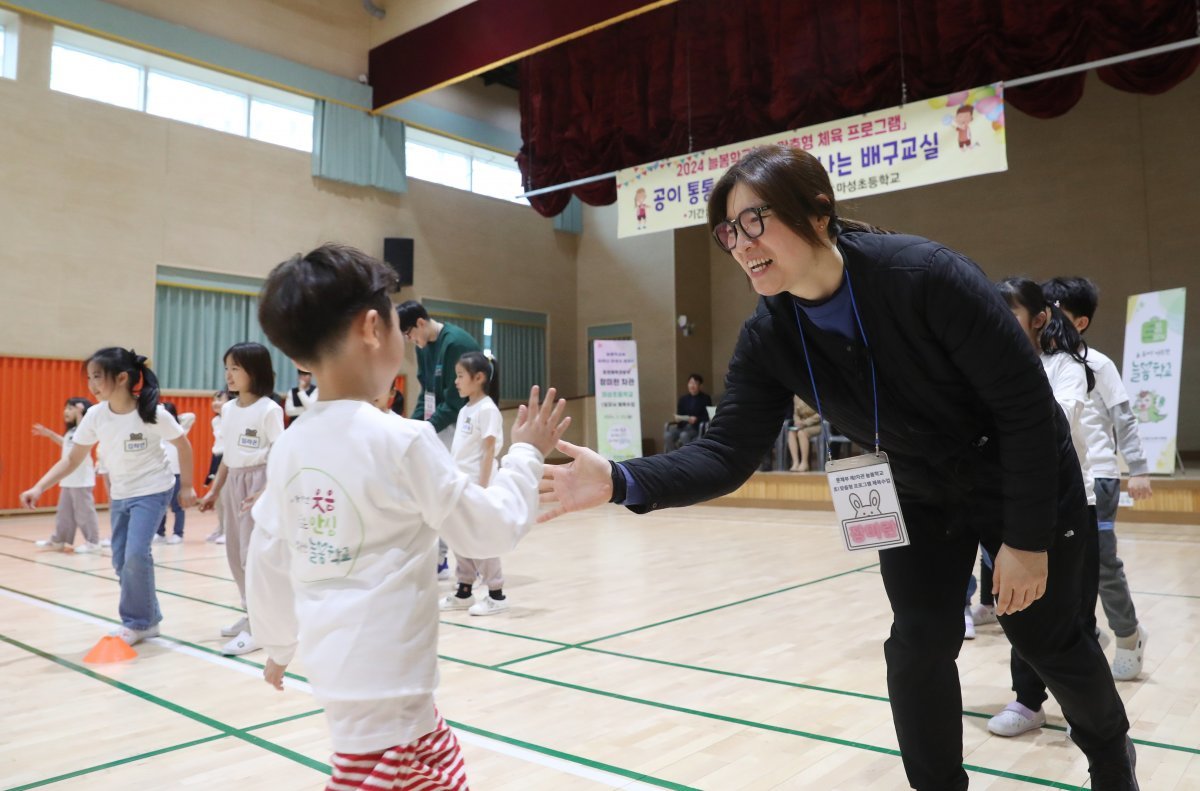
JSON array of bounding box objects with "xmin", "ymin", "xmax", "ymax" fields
[
  {"xmin": 4, "ymin": 733, "xmax": 230, "ymax": 791},
  {"xmin": 492, "ymin": 646, "xmax": 573, "ymax": 668},
  {"xmin": 0, "ymin": 551, "xmax": 245, "ymax": 614},
  {"xmin": 438, "ymin": 618, "xmax": 571, "ymax": 647},
  {"xmin": 0, "ymin": 632, "xmax": 331, "ymax": 776},
  {"xmin": 574, "ymin": 562, "xmax": 880, "ymax": 647},
  {"xmin": 0, "ymin": 602, "xmax": 691, "ymax": 791},
  {"xmin": 4, "ymin": 709, "xmax": 329, "ymax": 791},
  {"xmin": 0, "ymin": 533, "xmax": 36, "ymax": 543},
  {"xmin": 441, "ymin": 655, "xmax": 1086, "ymax": 790},
  {"xmin": 447, "ymin": 720, "xmax": 701, "ymax": 791},
  {"xmin": 156, "ymin": 553, "xmax": 234, "ymax": 565},
  {"xmin": 0, "ymin": 583, "xmax": 306, "ymax": 684}
]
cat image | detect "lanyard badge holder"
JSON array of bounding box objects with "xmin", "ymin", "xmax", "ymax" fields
[{"xmin": 795, "ymin": 272, "xmax": 910, "ymax": 553}]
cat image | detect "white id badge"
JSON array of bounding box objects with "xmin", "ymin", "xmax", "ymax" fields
[
  {"xmin": 424, "ymin": 393, "xmax": 436, "ymax": 420},
  {"xmin": 825, "ymin": 452, "xmax": 910, "ymax": 552}
]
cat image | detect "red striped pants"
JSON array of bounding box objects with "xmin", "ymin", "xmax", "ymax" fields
[{"xmin": 326, "ymin": 714, "xmax": 468, "ymax": 791}]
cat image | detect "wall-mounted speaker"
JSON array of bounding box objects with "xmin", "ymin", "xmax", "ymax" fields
[{"xmin": 383, "ymin": 237, "xmax": 414, "ymax": 290}]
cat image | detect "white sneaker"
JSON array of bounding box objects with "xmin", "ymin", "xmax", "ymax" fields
[
  {"xmin": 166, "ymin": 535, "xmax": 183, "ymax": 545},
  {"xmin": 35, "ymin": 539, "xmax": 65, "ymax": 550},
  {"xmin": 987, "ymin": 702, "xmax": 1046, "ymax": 737},
  {"xmin": 440, "ymin": 594, "xmax": 475, "ymax": 611},
  {"xmin": 73, "ymin": 542, "xmax": 102, "ymax": 554},
  {"xmin": 468, "ymin": 596, "xmax": 509, "ymax": 616},
  {"xmin": 215, "ymin": 535, "xmax": 226, "ymax": 545},
  {"xmin": 221, "ymin": 631, "xmax": 259, "ymax": 656},
  {"xmin": 100, "ymin": 538, "xmax": 112, "ymax": 548},
  {"xmin": 152, "ymin": 535, "xmax": 166, "ymax": 545},
  {"xmin": 205, "ymin": 531, "xmax": 222, "ymax": 543},
  {"xmin": 110, "ymin": 624, "xmax": 160, "ymax": 646},
  {"xmin": 221, "ymin": 616, "xmax": 249, "ymax": 638},
  {"xmin": 963, "ymin": 607, "xmax": 976, "ymax": 640},
  {"xmin": 1112, "ymin": 627, "xmax": 1147, "ymax": 681},
  {"xmin": 970, "ymin": 603, "xmax": 997, "ymax": 625}
]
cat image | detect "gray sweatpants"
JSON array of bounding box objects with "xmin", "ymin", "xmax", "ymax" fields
[
  {"xmin": 1095, "ymin": 477, "xmax": 1139, "ymax": 638},
  {"xmin": 53, "ymin": 487, "xmax": 100, "ymax": 545},
  {"xmin": 455, "ymin": 556, "xmax": 504, "ymax": 590},
  {"xmin": 221, "ymin": 464, "xmax": 267, "ymax": 608}
]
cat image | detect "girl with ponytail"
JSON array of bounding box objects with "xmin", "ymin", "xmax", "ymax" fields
[
  {"xmin": 987, "ymin": 278, "xmax": 1101, "ymax": 738},
  {"xmin": 21, "ymin": 347, "xmax": 194, "ymax": 646}
]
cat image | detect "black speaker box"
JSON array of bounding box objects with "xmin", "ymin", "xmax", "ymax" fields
[{"xmin": 383, "ymin": 237, "xmax": 414, "ymax": 290}]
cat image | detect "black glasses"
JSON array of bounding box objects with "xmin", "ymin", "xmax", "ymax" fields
[{"xmin": 712, "ymin": 204, "xmax": 771, "ymax": 251}]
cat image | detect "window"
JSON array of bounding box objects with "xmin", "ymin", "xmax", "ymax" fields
[
  {"xmin": 146, "ymin": 71, "xmax": 248, "ymax": 135},
  {"xmin": 405, "ymin": 127, "xmax": 527, "ymax": 204},
  {"xmin": 51, "ymin": 45, "xmax": 142, "ymax": 110},
  {"xmin": 0, "ymin": 18, "xmax": 13, "ymax": 80},
  {"xmin": 250, "ymin": 99, "xmax": 314, "ymax": 152},
  {"xmin": 49, "ymin": 28, "xmax": 314, "ymax": 152}
]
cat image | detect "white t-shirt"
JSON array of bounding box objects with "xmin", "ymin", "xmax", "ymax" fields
[
  {"xmin": 1080, "ymin": 348, "xmax": 1132, "ymax": 479},
  {"xmin": 162, "ymin": 413, "xmax": 195, "ymax": 475},
  {"xmin": 221, "ymin": 397, "xmax": 284, "ymax": 468},
  {"xmin": 1041, "ymin": 353, "xmax": 1095, "ymax": 506},
  {"xmin": 72, "ymin": 402, "xmax": 183, "ymax": 500},
  {"xmin": 450, "ymin": 397, "xmax": 503, "ymax": 483},
  {"xmin": 59, "ymin": 427, "xmax": 96, "ymax": 489},
  {"xmin": 245, "ymin": 401, "xmax": 544, "ymax": 753},
  {"xmin": 212, "ymin": 414, "xmax": 224, "ymax": 456}
]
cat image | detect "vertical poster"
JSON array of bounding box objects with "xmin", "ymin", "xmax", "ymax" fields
[
  {"xmin": 1122, "ymin": 288, "xmax": 1186, "ymax": 474},
  {"xmin": 593, "ymin": 340, "xmax": 643, "ymax": 461}
]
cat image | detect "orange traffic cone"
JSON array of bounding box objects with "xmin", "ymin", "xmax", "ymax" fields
[{"xmin": 83, "ymin": 635, "xmax": 138, "ymax": 664}]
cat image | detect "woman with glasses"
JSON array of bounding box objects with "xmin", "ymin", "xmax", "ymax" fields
[{"xmin": 541, "ymin": 144, "xmax": 1137, "ymax": 790}]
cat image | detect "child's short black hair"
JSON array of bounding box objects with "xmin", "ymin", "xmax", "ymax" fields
[
  {"xmin": 223, "ymin": 342, "xmax": 276, "ymax": 397},
  {"xmin": 395, "ymin": 300, "xmax": 429, "ymax": 333},
  {"xmin": 1041, "ymin": 277, "xmax": 1099, "ymax": 325},
  {"xmin": 259, "ymin": 244, "xmax": 397, "ymax": 363},
  {"xmin": 688, "ymin": 373, "xmax": 704, "ymax": 385}
]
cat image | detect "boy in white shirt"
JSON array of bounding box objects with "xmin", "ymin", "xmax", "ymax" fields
[
  {"xmin": 249, "ymin": 243, "xmax": 568, "ymax": 791},
  {"xmin": 1043, "ymin": 276, "xmax": 1152, "ymax": 681}
]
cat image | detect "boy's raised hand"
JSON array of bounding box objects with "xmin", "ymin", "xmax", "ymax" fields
[{"xmin": 510, "ymin": 385, "xmax": 570, "ymax": 457}]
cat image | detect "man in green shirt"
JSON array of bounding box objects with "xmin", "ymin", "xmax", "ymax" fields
[{"xmin": 397, "ymin": 301, "xmax": 484, "ymax": 578}]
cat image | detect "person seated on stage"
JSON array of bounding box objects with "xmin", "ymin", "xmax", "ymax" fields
[
  {"xmin": 787, "ymin": 396, "xmax": 822, "ymax": 471},
  {"xmin": 663, "ymin": 374, "xmax": 713, "ymax": 452}
]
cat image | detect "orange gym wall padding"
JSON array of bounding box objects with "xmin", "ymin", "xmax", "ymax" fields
[{"xmin": 0, "ymin": 356, "xmax": 219, "ymax": 511}]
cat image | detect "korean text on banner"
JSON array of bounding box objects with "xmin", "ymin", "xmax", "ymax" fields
[
  {"xmin": 593, "ymin": 340, "xmax": 643, "ymax": 461},
  {"xmin": 1121, "ymin": 288, "xmax": 1186, "ymax": 474},
  {"xmin": 617, "ymin": 84, "xmax": 1007, "ymax": 238}
]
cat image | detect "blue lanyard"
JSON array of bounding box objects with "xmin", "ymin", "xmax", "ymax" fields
[{"xmin": 792, "ymin": 266, "xmax": 881, "ymax": 460}]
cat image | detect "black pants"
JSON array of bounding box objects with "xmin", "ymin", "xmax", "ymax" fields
[
  {"xmin": 882, "ymin": 453, "xmax": 1130, "ymax": 789},
  {"xmin": 1011, "ymin": 506, "xmax": 1101, "ymax": 710}
]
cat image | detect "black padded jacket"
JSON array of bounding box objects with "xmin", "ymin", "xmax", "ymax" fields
[{"xmin": 619, "ymin": 230, "xmax": 1083, "ymax": 552}]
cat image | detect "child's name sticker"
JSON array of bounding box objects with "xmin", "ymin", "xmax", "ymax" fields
[
  {"xmin": 124, "ymin": 433, "xmax": 148, "ymax": 453},
  {"xmin": 825, "ymin": 452, "xmax": 910, "ymax": 552},
  {"xmin": 238, "ymin": 430, "xmax": 261, "ymax": 449},
  {"xmin": 424, "ymin": 393, "xmax": 436, "ymax": 419}
]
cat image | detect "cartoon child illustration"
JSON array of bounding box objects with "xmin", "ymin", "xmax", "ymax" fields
[
  {"xmin": 953, "ymin": 104, "xmax": 975, "ymax": 150},
  {"xmin": 849, "ymin": 489, "xmax": 882, "ymax": 518},
  {"xmin": 1132, "ymin": 390, "xmax": 1168, "ymax": 423},
  {"xmin": 634, "ymin": 187, "xmax": 648, "ymax": 230}
]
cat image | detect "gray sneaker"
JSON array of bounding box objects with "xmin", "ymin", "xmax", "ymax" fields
[{"xmin": 111, "ymin": 624, "xmax": 160, "ymax": 646}]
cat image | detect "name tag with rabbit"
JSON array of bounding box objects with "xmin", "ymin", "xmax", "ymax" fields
[{"xmin": 825, "ymin": 453, "xmax": 909, "ymax": 552}]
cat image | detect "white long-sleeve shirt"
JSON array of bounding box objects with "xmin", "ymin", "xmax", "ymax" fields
[
  {"xmin": 1042, "ymin": 352, "xmax": 1095, "ymax": 506},
  {"xmin": 246, "ymin": 400, "xmax": 543, "ymax": 753},
  {"xmin": 1082, "ymin": 348, "xmax": 1150, "ymax": 479}
]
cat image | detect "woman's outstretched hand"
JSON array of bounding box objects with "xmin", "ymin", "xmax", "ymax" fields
[{"xmin": 538, "ymin": 440, "xmax": 614, "ymax": 523}]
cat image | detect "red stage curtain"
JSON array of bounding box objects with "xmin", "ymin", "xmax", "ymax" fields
[{"xmin": 517, "ymin": 0, "xmax": 1200, "ymax": 216}]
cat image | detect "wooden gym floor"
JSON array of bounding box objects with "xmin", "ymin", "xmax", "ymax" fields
[{"xmin": 0, "ymin": 505, "xmax": 1197, "ymax": 790}]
